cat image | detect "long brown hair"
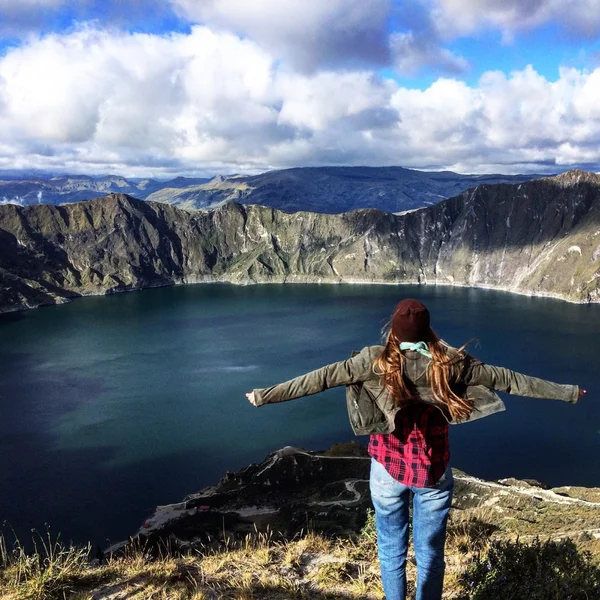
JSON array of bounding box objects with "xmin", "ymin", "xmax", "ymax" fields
[{"xmin": 373, "ymin": 327, "xmax": 474, "ymax": 422}]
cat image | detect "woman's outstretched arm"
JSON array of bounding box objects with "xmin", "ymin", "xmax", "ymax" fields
[
  {"xmin": 246, "ymin": 346, "xmax": 379, "ymax": 407},
  {"xmin": 461, "ymin": 360, "xmax": 585, "ymax": 403}
]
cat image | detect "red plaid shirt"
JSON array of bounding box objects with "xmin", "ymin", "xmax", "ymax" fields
[{"xmin": 368, "ymin": 403, "xmax": 449, "ymax": 488}]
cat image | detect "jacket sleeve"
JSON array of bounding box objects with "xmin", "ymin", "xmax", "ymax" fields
[
  {"xmin": 461, "ymin": 359, "xmax": 580, "ymax": 404},
  {"xmin": 253, "ymin": 346, "xmax": 377, "ymax": 407}
]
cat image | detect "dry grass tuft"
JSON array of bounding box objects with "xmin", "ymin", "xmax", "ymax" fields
[
  {"xmin": 2, "ymin": 509, "xmax": 598, "ymax": 600},
  {"xmin": 1, "ymin": 526, "xmax": 93, "ymax": 600}
]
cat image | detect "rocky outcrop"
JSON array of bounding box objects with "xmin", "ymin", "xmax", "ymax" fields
[
  {"xmin": 542, "ymin": 169, "xmax": 600, "ymax": 188},
  {"xmin": 0, "ymin": 170, "xmax": 599, "ymax": 312},
  {"xmin": 128, "ymin": 442, "xmax": 373, "ymax": 551},
  {"xmin": 115, "ymin": 442, "xmax": 600, "ymax": 560}
]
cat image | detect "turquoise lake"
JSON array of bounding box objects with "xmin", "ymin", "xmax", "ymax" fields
[{"xmin": 0, "ymin": 283, "xmax": 598, "ymax": 546}]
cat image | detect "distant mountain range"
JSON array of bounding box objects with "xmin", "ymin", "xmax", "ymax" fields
[
  {"xmin": 1, "ymin": 169, "xmax": 599, "ymax": 313},
  {"xmin": 0, "ymin": 174, "xmax": 211, "ymax": 206},
  {"xmin": 1, "ymin": 167, "xmax": 539, "ymax": 214}
]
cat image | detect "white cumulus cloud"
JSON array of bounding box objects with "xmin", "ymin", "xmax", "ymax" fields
[
  {"xmin": 169, "ymin": 0, "xmax": 392, "ymax": 72},
  {"xmin": 0, "ymin": 0, "xmax": 497, "ymax": 77},
  {"xmin": 391, "ymin": 65, "xmax": 600, "ymax": 171},
  {"xmin": 0, "ymin": 26, "xmax": 286, "ymax": 174},
  {"xmin": 1, "ymin": 26, "xmax": 600, "ymax": 176}
]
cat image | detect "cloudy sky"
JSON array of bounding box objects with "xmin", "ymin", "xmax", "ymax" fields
[{"xmin": 1, "ymin": 0, "xmax": 600, "ymax": 178}]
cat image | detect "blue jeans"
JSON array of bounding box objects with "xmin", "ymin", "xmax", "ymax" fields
[{"xmin": 369, "ymin": 459, "xmax": 454, "ymax": 600}]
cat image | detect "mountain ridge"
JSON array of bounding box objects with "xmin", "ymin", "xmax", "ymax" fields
[
  {"xmin": 1, "ymin": 166, "xmax": 540, "ymax": 213},
  {"xmin": 143, "ymin": 166, "xmax": 541, "ymax": 214},
  {"xmin": 0, "ymin": 171, "xmax": 599, "ymax": 313}
]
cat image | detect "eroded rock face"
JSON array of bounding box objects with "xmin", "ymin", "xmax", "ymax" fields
[
  {"xmin": 1, "ymin": 170, "xmax": 599, "ymax": 312},
  {"xmin": 121, "ymin": 442, "xmax": 600, "ymax": 558}
]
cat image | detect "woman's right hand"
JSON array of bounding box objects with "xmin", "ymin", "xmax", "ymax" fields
[
  {"xmin": 578, "ymin": 388, "xmax": 587, "ymax": 400},
  {"xmin": 246, "ymin": 391, "xmax": 257, "ymax": 406}
]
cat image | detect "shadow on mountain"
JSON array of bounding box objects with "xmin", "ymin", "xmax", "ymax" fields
[
  {"xmin": 0, "ymin": 228, "xmax": 81, "ymax": 308},
  {"xmin": 383, "ymin": 176, "xmax": 600, "ymax": 251}
]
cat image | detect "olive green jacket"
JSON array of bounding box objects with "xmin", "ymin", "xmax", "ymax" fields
[{"xmin": 252, "ymin": 344, "xmax": 580, "ymax": 435}]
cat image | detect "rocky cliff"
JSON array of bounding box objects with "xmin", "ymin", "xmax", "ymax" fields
[
  {"xmin": 115, "ymin": 442, "xmax": 600, "ymax": 563},
  {"xmin": 0, "ymin": 170, "xmax": 599, "ymax": 312}
]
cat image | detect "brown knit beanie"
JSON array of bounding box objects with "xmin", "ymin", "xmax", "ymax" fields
[{"xmin": 391, "ymin": 298, "xmax": 435, "ymax": 342}]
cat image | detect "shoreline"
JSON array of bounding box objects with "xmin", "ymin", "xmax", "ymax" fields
[{"xmin": 2, "ymin": 274, "xmax": 597, "ymax": 316}]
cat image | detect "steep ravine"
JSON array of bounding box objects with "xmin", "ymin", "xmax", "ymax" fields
[{"xmin": 1, "ymin": 170, "xmax": 599, "ymax": 312}]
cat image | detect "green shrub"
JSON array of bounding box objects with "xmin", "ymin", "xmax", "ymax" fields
[{"xmin": 458, "ymin": 537, "xmax": 600, "ymax": 600}]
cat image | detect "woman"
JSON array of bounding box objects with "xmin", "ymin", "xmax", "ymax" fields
[{"xmin": 246, "ymin": 298, "xmax": 585, "ymax": 600}]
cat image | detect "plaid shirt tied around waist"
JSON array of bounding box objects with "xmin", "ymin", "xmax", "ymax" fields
[{"xmin": 368, "ymin": 402, "xmax": 450, "ymax": 488}]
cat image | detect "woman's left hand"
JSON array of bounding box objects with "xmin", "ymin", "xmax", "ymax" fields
[{"xmin": 246, "ymin": 391, "xmax": 257, "ymax": 406}]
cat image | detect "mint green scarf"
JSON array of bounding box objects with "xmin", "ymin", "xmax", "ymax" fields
[{"xmin": 399, "ymin": 341, "xmax": 432, "ymax": 358}]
